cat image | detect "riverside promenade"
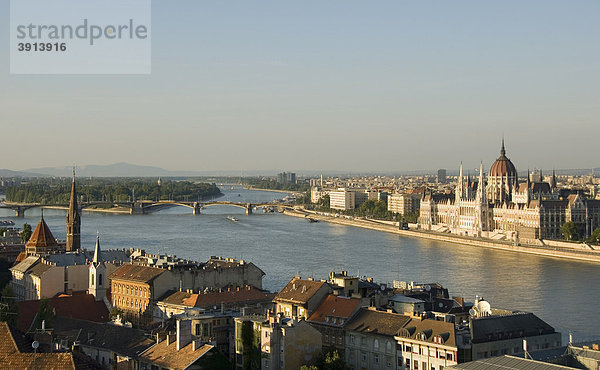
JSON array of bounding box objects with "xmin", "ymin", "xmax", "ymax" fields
[{"xmin": 284, "ymin": 208, "xmax": 600, "ymax": 264}]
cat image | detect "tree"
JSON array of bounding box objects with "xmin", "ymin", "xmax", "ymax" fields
[
  {"xmin": 109, "ymin": 306, "xmax": 124, "ymax": 320},
  {"xmin": 317, "ymin": 194, "xmax": 331, "ymax": 211},
  {"xmin": 0, "ymin": 285, "xmax": 18, "ymax": 326},
  {"xmin": 590, "ymin": 228, "xmax": 600, "ymax": 244},
  {"xmin": 561, "ymin": 221, "xmax": 578, "ymax": 241},
  {"xmin": 302, "ymin": 347, "xmax": 346, "ymax": 370},
  {"xmin": 20, "ymin": 223, "xmax": 32, "ymax": 243},
  {"xmin": 35, "ymin": 298, "xmax": 54, "ymax": 330}
]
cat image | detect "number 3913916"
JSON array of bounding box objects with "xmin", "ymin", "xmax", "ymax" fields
[{"xmin": 18, "ymin": 43, "xmax": 67, "ymax": 52}]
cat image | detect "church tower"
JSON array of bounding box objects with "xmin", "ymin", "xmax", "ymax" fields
[
  {"xmin": 66, "ymin": 168, "xmax": 81, "ymax": 251},
  {"xmin": 89, "ymin": 232, "xmax": 106, "ymax": 301}
]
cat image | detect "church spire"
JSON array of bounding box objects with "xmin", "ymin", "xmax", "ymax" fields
[
  {"xmin": 66, "ymin": 167, "xmax": 81, "ymax": 251},
  {"xmin": 93, "ymin": 231, "xmax": 102, "ymax": 265}
]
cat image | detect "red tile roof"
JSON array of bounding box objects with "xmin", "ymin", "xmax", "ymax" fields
[
  {"xmin": 274, "ymin": 277, "xmax": 329, "ymax": 304},
  {"xmin": 26, "ymin": 217, "xmax": 58, "ymax": 249},
  {"xmin": 307, "ymin": 295, "xmax": 361, "ymax": 325},
  {"xmin": 17, "ymin": 294, "xmax": 109, "ymax": 333},
  {"xmin": 162, "ymin": 286, "xmax": 274, "ymax": 309},
  {"xmin": 0, "ymin": 322, "xmax": 76, "ymax": 369},
  {"xmin": 109, "ymin": 264, "xmax": 166, "ymax": 283}
]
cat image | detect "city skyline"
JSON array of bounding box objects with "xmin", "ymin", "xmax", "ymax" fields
[{"xmin": 2, "ymin": 1, "xmax": 599, "ymax": 172}]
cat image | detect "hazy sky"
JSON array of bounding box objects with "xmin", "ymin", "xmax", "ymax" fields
[{"xmin": 1, "ymin": 1, "xmax": 598, "ymax": 173}]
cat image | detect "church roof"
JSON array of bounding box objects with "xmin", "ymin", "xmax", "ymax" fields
[
  {"xmin": 489, "ymin": 139, "xmax": 517, "ymax": 178},
  {"xmin": 25, "ymin": 217, "xmax": 58, "ymax": 249}
]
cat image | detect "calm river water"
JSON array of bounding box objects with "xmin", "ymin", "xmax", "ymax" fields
[{"xmin": 1, "ymin": 186, "xmax": 599, "ymax": 342}]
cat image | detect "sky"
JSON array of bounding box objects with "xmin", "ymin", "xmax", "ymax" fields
[{"xmin": 1, "ymin": 1, "xmax": 598, "ymax": 174}]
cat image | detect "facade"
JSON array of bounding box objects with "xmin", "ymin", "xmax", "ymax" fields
[
  {"xmin": 388, "ymin": 193, "xmax": 421, "ymax": 216},
  {"xmin": 109, "ymin": 264, "xmax": 173, "ymax": 326},
  {"xmin": 345, "ymin": 307, "xmax": 411, "ymax": 370},
  {"xmin": 395, "ymin": 319, "xmax": 458, "ymax": 370},
  {"xmin": 466, "ymin": 311, "xmax": 562, "ymax": 362},
  {"xmin": 10, "ymin": 249, "xmax": 127, "ymax": 301},
  {"xmin": 260, "ymin": 315, "xmax": 322, "ymax": 370},
  {"xmin": 273, "ymin": 277, "xmax": 332, "ymax": 320},
  {"xmin": 330, "ymin": 189, "xmax": 357, "ymax": 210},
  {"xmin": 234, "ymin": 313, "xmax": 322, "ymax": 370},
  {"xmin": 66, "ymin": 170, "xmax": 81, "ymax": 252},
  {"xmin": 307, "ymin": 294, "xmax": 361, "ymax": 355}
]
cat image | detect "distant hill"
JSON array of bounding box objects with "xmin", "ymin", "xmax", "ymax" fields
[
  {"xmin": 23, "ymin": 163, "xmax": 204, "ymax": 177},
  {"xmin": 0, "ymin": 169, "xmax": 45, "ymax": 177}
]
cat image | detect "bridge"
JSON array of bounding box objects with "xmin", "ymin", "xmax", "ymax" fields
[{"xmin": 0, "ymin": 200, "xmax": 294, "ymax": 217}]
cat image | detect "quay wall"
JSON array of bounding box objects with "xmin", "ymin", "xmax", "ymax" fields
[{"xmin": 285, "ymin": 209, "xmax": 600, "ymax": 264}]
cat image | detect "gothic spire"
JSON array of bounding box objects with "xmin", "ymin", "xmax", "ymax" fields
[
  {"xmin": 500, "ymin": 137, "xmax": 506, "ymax": 157},
  {"xmin": 93, "ymin": 231, "xmax": 102, "ymax": 265},
  {"xmin": 66, "ymin": 167, "xmax": 81, "ymax": 251}
]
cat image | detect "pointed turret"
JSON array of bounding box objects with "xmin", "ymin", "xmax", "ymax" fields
[
  {"xmin": 26, "ymin": 214, "xmax": 59, "ymax": 255},
  {"xmin": 551, "ymin": 169, "xmax": 557, "ymax": 189},
  {"xmin": 500, "ymin": 137, "xmax": 506, "ymax": 157},
  {"xmin": 89, "ymin": 231, "xmax": 106, "ymax": 301},
  {"xmin": 456, "ymin": 162, "xmax": 464, "ymax": 202},
  {"xmin": 66, "ymin": 168, "xmax": 81, "ymax": 251},
  {"xmin": 93, "ymin": 231, "xmax": 102, "ymax": 266}
]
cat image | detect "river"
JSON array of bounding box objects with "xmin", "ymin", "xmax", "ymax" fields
[{"xmin": 1, "ymin": 186, "xmax": 599, "ymax": 342}]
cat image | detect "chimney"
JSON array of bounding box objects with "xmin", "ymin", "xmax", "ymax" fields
[
  {"xmin": 176, "ymin": 319, "xmax": 192, "ymax": 350},
  {"xmin": 192, "ymin": 339, "xmax": 199, "ymax": 351},
  {"xmin": 156, "ymin": 333, "xmax": 160, "ymax": 344}
]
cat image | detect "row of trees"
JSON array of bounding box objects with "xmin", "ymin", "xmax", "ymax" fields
[
  {"xmin": 244, "ymin": 177, "xmax": 310, "ymax": 192},
  {"xmin": 301, "ymin": 195, "xmax": 418, "ymax": 223},
  {"xmin": 5, "ymin": 178, "xmax": 221, "ymax": 204},
  {"xmin": 561, "ymin": 221, "xmax": 600, "ymax": 244}
]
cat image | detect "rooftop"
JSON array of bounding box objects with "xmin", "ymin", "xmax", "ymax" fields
[
  {"xmin": 110, "ymin": 263, "xmax": 166, "ymax": 284},
  {"xmin": 450, "ymin": 355, "xmax": 573, "ymax": 369},
  {"xmin": 52, "ymin": 317, "xmax": 155, "ymax": 359},
  {"xmin": 274, "ymin": 277, "xmax": 329, "ymax": 304},
  {"xmin": 307, "ymin": 295, "xmax": 361, "ymax": 325},
  {"xmin": 0, "ymin": 322, "xmax": 76, "ymax": 369},
  {"xmin": 139, "ymin": 340, "xmax": 214, "ymax": 370},
  {"xmin": 160, "ymin": 286, "xmax": 274, "ymax": 309},
  {"xmin": 345, "ymin": 308, "xmax": 411, "ymax": 337},
  {"xmin": 18, "ymin": 294, "xmax": 109, "ymax": 333}
]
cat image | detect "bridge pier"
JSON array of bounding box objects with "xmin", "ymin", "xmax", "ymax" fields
[
  {"xmin": 246, "ymin": 204, "xmax": 253, "ymax": 215},
  {"xmin": 15, "ymin": 207, "xmax": 25, "ymax": 218},
  {"xmin": 130, "ymin": 202, "xmax": 146, "ymax": 215},
  {"xmin": 193, "ymin": 202, "xmax": 201, "ymax": 215}
]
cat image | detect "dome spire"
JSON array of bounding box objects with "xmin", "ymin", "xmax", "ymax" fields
[{"xmin": 500, "ymin": 136, "xmax": 506, "ymax": 157}]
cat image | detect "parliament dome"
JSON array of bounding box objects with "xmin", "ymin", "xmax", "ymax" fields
[{"xmin": 489, "ymin": 140, "xmax": 517, "ymax": 177}]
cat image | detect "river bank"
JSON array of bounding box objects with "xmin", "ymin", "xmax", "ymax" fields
[{"xmin": 283, "ymin": 208, "xmax": 600, "ymax": 264}]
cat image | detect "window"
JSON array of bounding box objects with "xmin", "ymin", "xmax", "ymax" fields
[
  {"xmin": 332, "ymin": 336, "xmax": 335, "ymax": 344},
  {"xmin": 374, "ymin": 339, "xmax": 379, "ymax": 350},
  {"xmin": 361, "ymin": 351, "xmax": 367, "ymax": 362},
  {"xmin": 338, "ymin": 336, "xmax": 342, "ymax": 345},
  {"xmin": 374, "ymin": 354, "xmax": 379, "ymax": 364},
  {"xmin": 99, "ymin": 274, "xmax": 103, "ymax": 286},
  {"xmin": 386, "ymin": 341, "xmax": 392, "ymax": 352},
  {"xmin": 446, "ymin": 353, "xmax": 453, "ymax": 361},
  {"xmin": 350, "ymin": 335, "xmax": 355, "ymax": 344}
]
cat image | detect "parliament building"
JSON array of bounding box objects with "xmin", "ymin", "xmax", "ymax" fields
[{"xmin": 419, "ymin": 140, "xmax": 600, "ymax": 243}]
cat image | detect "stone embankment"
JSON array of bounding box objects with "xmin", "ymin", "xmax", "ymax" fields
[{"xmin": 285, "ymin": 208, "xmax": 600, "ymax": 264}]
